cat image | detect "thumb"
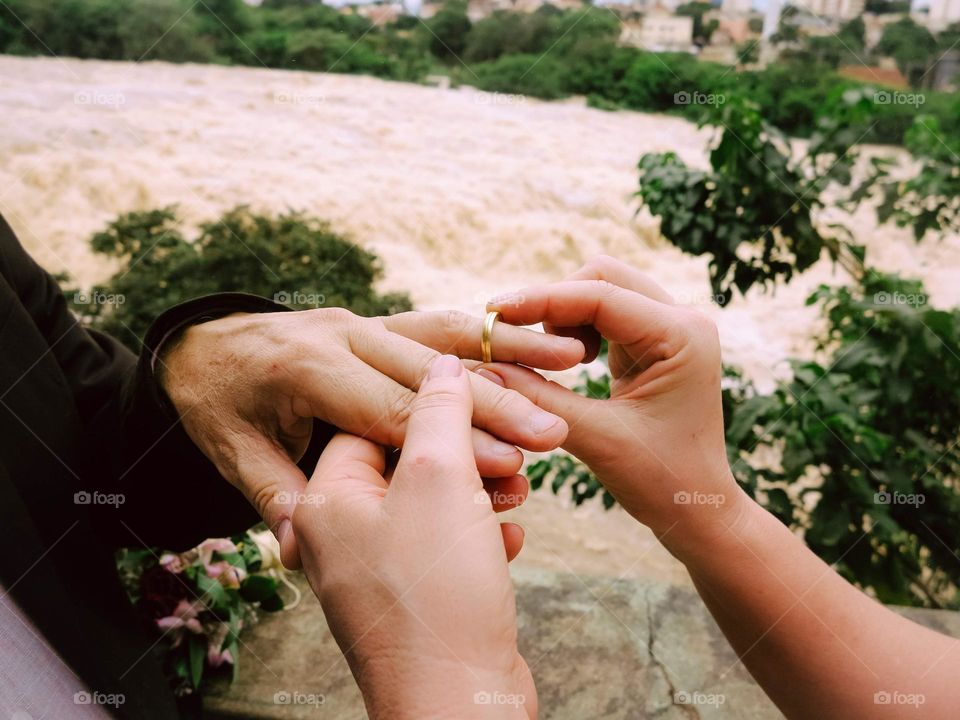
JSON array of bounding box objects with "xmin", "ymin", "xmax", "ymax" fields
[
  {"xmin": 392, "ymin": 354, "xmax": 477, "ymax": 498},
  {"xmin": 232, "ymin": 437, "xmax": 309, "ymax": 570}
]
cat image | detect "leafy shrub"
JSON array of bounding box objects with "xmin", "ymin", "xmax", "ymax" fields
[
  {"xmin": 535, "ymin": 90, "xmax": 960, "ymax": 609},
  {"xmin": 725, "ymin": 273, "xmax": 960, "ymax": 607},
  {"xmin": 636, "ymin": 94, "xmax": 870, "ymax": 302},
  {"xmin": 69, "ymin": 206, "xmax": 411, "ymax": 351},
  {"xmin": 875, "ymin": 116, "xmax": 960, "ymax": 241},
  {"xmin": 463, "ymin": 10, "xmax": 555, "ymax": 63},
  {"xmin": 426, "ymin": 0, "xmax": 472, "ymax": 60},
  {"xmin": 466, "ymin": 54, "xmax": 567, "ymax": 100}
]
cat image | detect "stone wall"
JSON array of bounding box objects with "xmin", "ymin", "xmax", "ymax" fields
[{"xmin": 203, "ymin": 567, "xmax": 960, "ymax": 719}]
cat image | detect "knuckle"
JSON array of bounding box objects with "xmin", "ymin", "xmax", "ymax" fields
[
  {"xmin": 487, "ymin": 386, "xmax": 525, "ymax": 417},
  {"xmin": 440, "ymin": 309, "xmax": 473, "ymax": 338},
  {"xmin": 252, "ymin": 482, "xmax": 281, "ymax": 520},
  {"xmin": 595, "ymin": 279, "xmax": 623, "ymax": 303},
  {"xmin": 413, "ymin": 387, "xmax": 465, "ymax": 414},
  {"xmin": 309, "ymin": 306, "xmax": 355, "ymax": 329},
  {"xmin": 677, "ymin": 309, "xmax": 721, "ymax": 355},
  {"xmin": 586, "ymin": 254, "xmax": 620, "ymax": 275},
  {"xmin": 384, "ymin": 393, "xmax": 413, "ymax": 440}
]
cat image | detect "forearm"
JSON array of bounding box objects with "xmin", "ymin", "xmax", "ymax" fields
[
  {"xmin": 356, "ymin": 661, "xmax": 530, "ymax": 720},
  {"xmin": 677, "ymin": 488, "xmax": 957, "ymax": 719}
]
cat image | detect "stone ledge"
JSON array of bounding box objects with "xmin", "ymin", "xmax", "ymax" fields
[{"xmin": 203, "ymin": 566, "xmax": 960, "ymax": 719}]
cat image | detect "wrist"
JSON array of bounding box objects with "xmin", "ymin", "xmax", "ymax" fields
[
  {"xmin": 158, "ymin": 312, "xmax": 253, "ymax": 404},
  {"xmin": 357, "ymin": 655, "xmax": 530, "ymax": 720},
  {"xmin": 656, "ymin": 476, "xmax": 761, "ymax": 566}
]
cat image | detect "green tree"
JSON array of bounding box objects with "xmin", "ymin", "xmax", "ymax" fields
[
  {"xmin": 427, "ymin": 0, "xmax": 472, "ymax": 60},
  {"xmin": 864, "ymin": 0, "xmax": 911, "ymax": 12},
  {"xmin": 468, "ymin": 53, "xmax": 567, "ymax": 99},
  {"xmin": 876, "ymin": 17, "xmax": 937, "ymax": 85},
  {"xmin": 676, "ymin": 1, "xmax": 717, "ymax": 43},
  {"xmin": 463, "ymin": 10, "xmax": 553, "ymax": 63},
  {"xmin": 117, "ymin": 0, "xmax": 214, "ymax": 63},
  {"xmin": 70, "ymin": 207, "xmax": 411, "ymax": 350}
]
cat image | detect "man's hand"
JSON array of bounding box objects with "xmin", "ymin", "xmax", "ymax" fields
[
  {"xmin": 160, "ymin": 307, "xmax": 581, "ymax": 567},
  {"xmin": 293, "ymin": 355, "xmax": 535, "ymax": 719},
  {"xmin": 478, "ymin": 256, "xmax": 747, "ymax": 560}
]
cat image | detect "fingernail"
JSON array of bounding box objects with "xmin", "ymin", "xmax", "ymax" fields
[
  {"xmin": 492, "ymin": 440, "xmax": 520, "ymax": 456},
  {"xmin": 429, "ymin": 354, "xmax": 463, "ymax": 379},
  {"xmin": 275, "ymin": 518, "xmax": 292, "ymax": 547},
  {"xmin": 476, "ymin": 368, "xmax": 505, "ymax": 387},
  {"xmin": 530, "ymin": 410, "xmax": 562, "ymax": 435}
]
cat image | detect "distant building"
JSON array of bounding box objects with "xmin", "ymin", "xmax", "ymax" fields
[
  {"xmin": 863, "ymin": 12, "xmax": 909, "ymax": 50},
  {"xmin": 721, "ymin": 0, "xmax": 753, "ymax": 16},
  {"xmin": 620, "ymin": 9, "xmax": 694, "ymax": 52},
  {"xmin": 700, "ymin": 39, "xmax": 740, "ymax": 64},
  {"xmin": 705, "ymin": 11, "xmax": 757, "ymax": 43},
  {"xmin": 761, "ymin": 0, "xmax": 780, "ymax": 40},
  {"xmin": 351, "ymin": 2, "xmax": 405, "ymax": 24},
  {"xmin": 928, "ymin": 48, "xmax": 960, "ymax": 90},
  {"xmin": 928, "ymin": 0, "xmax": 960, "ymax": 30},
  {"xmin": 796, "ymin": 0, "xmax": 865, "ymax": 21}
]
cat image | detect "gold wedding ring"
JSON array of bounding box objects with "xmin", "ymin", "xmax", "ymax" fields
[{"xmin": 481, "ymin": 310, "xmax": 501, "ymax": 364}]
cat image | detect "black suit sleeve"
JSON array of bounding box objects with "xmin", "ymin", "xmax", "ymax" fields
[{"xmin": 0, "ymin": 214, "xmax": 319, "ymax": 551}]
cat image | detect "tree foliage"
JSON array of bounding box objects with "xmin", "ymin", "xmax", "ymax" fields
[
  {"xmin": 876, "ymin": 17, "xmax": 937, "ymax": 84},
  {"xmin": 725, "ymin": 273, "xmax": 960, "ymax": 607},
  {"xmin": 68, "ymin": 207, "xmax": 411, "ymax": 351},
  {"xmin": 636, "ymin": 93, "xmax": 871, "ymax": 302},
  {"xmin": 533, "ymin": 92, "xmax": 960, "ymax": 609}
]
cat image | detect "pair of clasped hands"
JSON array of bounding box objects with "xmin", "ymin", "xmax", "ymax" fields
[{"xmin": 163, "ymin": 257, "xmax": 738, "ymax": 718}]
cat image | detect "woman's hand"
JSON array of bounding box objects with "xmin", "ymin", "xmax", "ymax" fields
[
  {"xmin": 293, "ymin": 356, "xmax": 535, "ymax": 720},
  {"xmin": 160, "ymin": 307, "xmax": 581, "ymax": 567},
  {"xmin": 478, "ymin": 256, "xmax": 747, "ymax": 560}
]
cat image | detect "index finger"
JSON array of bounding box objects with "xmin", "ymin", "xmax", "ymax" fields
[
  {"xmin": 380, "ymin": 310, "xmax": 585, "ymax": 370},
  {"xmin": 488, "ymin": 279, "xmax": 674, "ymax": 347}
]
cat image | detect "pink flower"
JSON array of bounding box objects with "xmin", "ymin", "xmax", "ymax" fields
[
  {"xmin": 156, "ymin": 599, "xmax": 205, "ymax": 646},
  {"xmin": 204, "ymin": 560, "xmax": 246, "ymax": 588},
  {"xmin": 206, "ymin": 622, "xmax": 236, "ymax": 668},
  {"xmin": 159, "ymin": 552, "xmax": 185, "ymax": 574},
  {"xmin": 198, "ymin": 538, "xmax": 237, "ymax": 564},
  {"xmin": 207, "ymin": 645, "xmax": 234, "ymax": 668}
]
